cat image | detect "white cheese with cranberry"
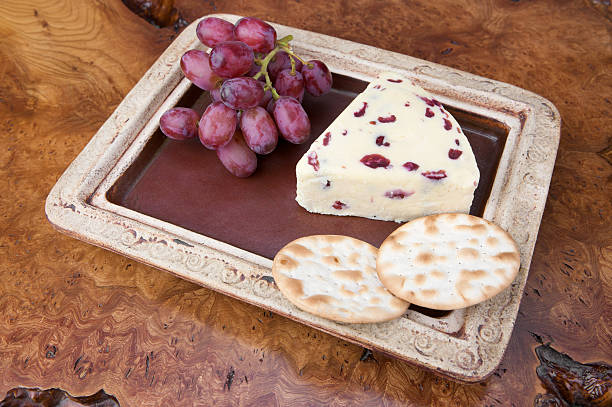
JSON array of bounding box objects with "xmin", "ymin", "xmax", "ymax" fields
[{"xmin": 295, "ymin": 72, "xmax": 480, "ymax": 223}]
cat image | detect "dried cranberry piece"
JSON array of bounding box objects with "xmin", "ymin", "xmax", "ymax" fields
[
  {"xmin": 324, "ymin": 180, "xmax": 331, "ymax": 188},
  {"xmin": 403, "ymin": 162, "xmax": 419, "ymax": 171},
  {"xmin": 457, "ymin": 127, "xmax": 462, "ymax": 134},
  {"xmin": 375, "ymin": 136, "xmax": 390, "ymax": 147},
  {"xmin": 360, "ymin": 154, "xmax": 390, "ymax": 169},
  {"xmin": 384, "ymin": 189, "xmax": 414, "ymax": 199},
  {"xmin": 455, "ymin": 138, "xmax": 460, "ymax": 146},
  {"xmin": 342, "ymin": 129, "xmax": 348, "ymax": 136},
  {"xmin": 425, "ymin": 108, "xmax": 435, "ymax": 118},
  {"xmin": 404, "ymin": 102, "xmax": 410, "ymax": 107},
  {"xmin": 422, "ymin": 170, "xmax": 447, "ymax": 180},
  {"xmin": 354, "ymin": 102, "xmax": 368, "ymax": 117},
  {"xmin": 443, "ymin": 118, "xmax": 452, "ymax": 130},
  {"xmin": 322, "ymin": 132, "xmax": 331, "ymax": 146},
  {"xmin": 307, "ymin": 151, "xmax": 319, "ymax": 171},
  {"xmin": 332, "ymin": 201, "xmax": 347, "ymax": 210},
  {"xmin": 387, "ymin": 78, "xmax": 403, "ymax": 83},
  {"xmin": 448, "ymin": 149, "xmax": 463, "ymax": 159},
  {"xmin": 419, "ymin": 96, "xmax": 442, "ymax": 107},
  {"xmin": 419, "ymin": 96, "xmax": 435, "ymax": 107},
  {"xmin": 378, "ymin": 115, "xmax": 396, "ymax": 123},
  {"xmin": 369, "ymin": 121, "xmax": 376, "ymax": 125}
]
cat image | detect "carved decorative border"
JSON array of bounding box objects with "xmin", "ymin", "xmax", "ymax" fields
[{"xmin": 45, "ymin": 14, "xmax": 560, "ymax": 382}]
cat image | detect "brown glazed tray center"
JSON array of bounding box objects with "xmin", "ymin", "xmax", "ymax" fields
[{"xmin": 107, "ymin": 74, "xmax": 508, "ymax": 260}]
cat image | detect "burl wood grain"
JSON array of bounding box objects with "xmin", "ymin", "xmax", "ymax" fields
[
  {"xmin": 0, "ymin": 387, "xmax": 120, "ymax": 406},
  {"xmin": 121, "ymin": 0, "xmax": 184, "ymax": 29},
  {"xmin": 0, "ymin": 0, "xmax": 610, "ymax": 406},
  {"xmin": 534, "ymin": 340, "xmax": 612, "ymax": 405}
]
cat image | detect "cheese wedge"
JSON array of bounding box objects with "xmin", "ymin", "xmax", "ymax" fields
[{"xmin": 295, "ymin": 73, "xmax": 480, "ymax": 223}]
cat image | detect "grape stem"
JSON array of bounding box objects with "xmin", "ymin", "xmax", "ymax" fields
[
  {"xmin": 277, "ymin": 35, "xmax": 293, "ymax": 45},
  {"xmin": 289, "ymin": 55, "xmax": 296, "ymax": 75},
  {"xmin": 251, "ymin": 34, "xmax": 312, "ymax": 100},
  {"xmin": 253, "ymin": 46, "xmax": 281, "ymax": 100},
  {"xmin": 278, "ymin": 45, "xmax": 314, "ymax": 70}
]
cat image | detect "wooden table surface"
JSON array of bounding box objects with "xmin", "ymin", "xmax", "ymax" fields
[{"xmin": 1, "ymin": 0, "xmax": 610, "ymax": 406}]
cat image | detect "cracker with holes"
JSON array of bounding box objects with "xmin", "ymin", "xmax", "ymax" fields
[
  {"xmin": 377, "ymin": 214, "xmax": 520, "ymax": 310},
  {"xmin": 272, "ymin": 235, "xmax": 410, "ymax": 323}
]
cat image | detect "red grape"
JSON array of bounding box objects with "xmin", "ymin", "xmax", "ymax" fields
[
  {"xmin": 301, "ymin": 60, "xmax": 333, "ymax": 96},
  {"xmin": 220, "ymin": 77, "xmax": 264, "ymax": 110},
  {"xmin": 159, "ymin": 107, "xmax": 199, "ymax": 140},
  {"xmin": 293, "ymin": 57, "xmax": 304, "ymax": 72},
  {"xmin": 246, "ymin": 62, "xmax": 261, "ymax": 77},
  {"xmin": 198, "ymin": 101, "xmax": 237, "ymax": 149},
  {"xmin": 180, "ymin": 50, "xmax": 222, "ymax": 91},
  {"xmin": 272, "ymin": 96, "xmax": 311, "ymax": 144},
  {"xmin": 209, "ymin": 41, "xmax": 254, "ymax": 78},
  {"xmin": 196, "ymin": 17, "xmax": 235, "ymax": 47},
  {"xmin": 234, "ymin": 17, "xmax": 276, "ymax": 54},
  {"xmin": 210, "ymin": 87, "xmax": 222, "ymax": 102},
  {"xmin": 259, "ymin": 89, "xmax": 273, "ymax": 107},
  {"xmin": 274, "ymin": 69, "xmax": 305, "ymax": 102},
  {"xmin": 265, "ymin": 98, "xmax": 276, "ymax": 115},
  {"xmin": 240, "ymin": 107, "xmax": 278, "ymax": 155},
  {"xmin": 267, "ymin": 51, "xmax": 304, "ymax": 80},
  {"xmin": 267, "ymin": 51, "xmax": 290, "ymax": 80},
  {"xmin": 216, "ymin": 131, "xmax": 258, "ymax": 177}
]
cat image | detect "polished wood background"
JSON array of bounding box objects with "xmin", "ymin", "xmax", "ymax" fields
[{"xmin": 0, "ymin": 0, "xmax": 610, "ymax": 406}]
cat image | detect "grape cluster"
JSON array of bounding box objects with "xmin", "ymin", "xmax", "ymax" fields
[{"xmin": 159, "ymin": 16, "xmax": 333, "ymax": 177}]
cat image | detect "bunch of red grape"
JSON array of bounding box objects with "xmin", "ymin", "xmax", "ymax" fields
[{"xmin": 159, "ymin": 16, "xmax": 333, "ymax": 177}]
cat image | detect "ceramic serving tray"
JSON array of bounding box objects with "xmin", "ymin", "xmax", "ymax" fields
[{"xmin": 45, "ymin": 14, "xmax": 560, "ymax": 382}]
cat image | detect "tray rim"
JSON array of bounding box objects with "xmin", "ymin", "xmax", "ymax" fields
[{"xmin": 45, "ymin": 13, "xmax": 561, "ymax": 383}]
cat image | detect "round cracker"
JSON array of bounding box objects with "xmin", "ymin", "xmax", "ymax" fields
[
  {"xmin": 272, "ymin": 235, "xmax": 409, "ymax": 323},
  {"xmin": 377, "ymin": 214, "xmax": 520, "ymax": 310}
]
